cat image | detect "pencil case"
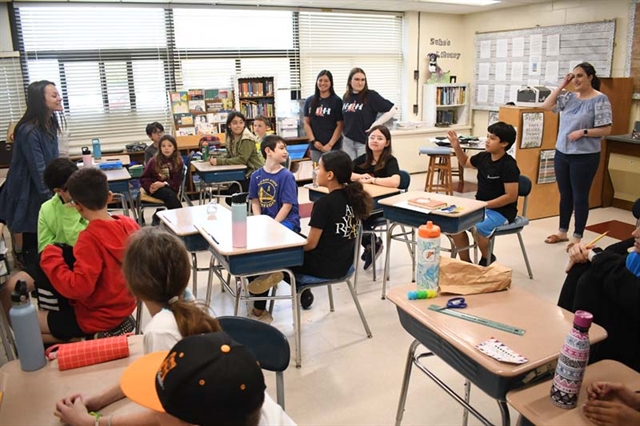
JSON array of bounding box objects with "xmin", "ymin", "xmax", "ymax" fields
[{"xmin": 45, "ymin": 334, "xmax": 130, "ymax": 371}]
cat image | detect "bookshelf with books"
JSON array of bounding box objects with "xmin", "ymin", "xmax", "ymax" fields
[
  {"xmin": 236, "ymin": 76, "xmax": 276, "ymax": 132},
  {"xmin": 422, "ymin": 83, "xmax": 469, "ymax": 128}
]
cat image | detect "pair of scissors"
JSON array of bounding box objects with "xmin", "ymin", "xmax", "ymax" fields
[{"xmin": 437, "ymin": 297, "xmax": 467, "ymax": 311}]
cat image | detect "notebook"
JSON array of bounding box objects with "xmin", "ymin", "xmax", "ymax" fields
[{"xmin": 407, "ymin": 197, "xmax": 447, "ymax": 210}]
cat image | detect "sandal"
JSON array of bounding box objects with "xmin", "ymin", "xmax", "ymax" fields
[{"xmin": 545, "ymin": 234, "xmax": 569, "ymax": 244}]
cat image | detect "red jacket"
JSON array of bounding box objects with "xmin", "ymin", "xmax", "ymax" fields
[
  {"xmin": 41, "ymin": 215, "xmax": 139, "ymax": 333},
  {"xmin": 140, "ymin": 156, "xmax": 183, "ymax": 194}
]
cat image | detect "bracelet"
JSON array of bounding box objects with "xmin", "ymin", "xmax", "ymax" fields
[{"xmin": 89, "ymin": 412, "xmax": 102, "ymax": 426}]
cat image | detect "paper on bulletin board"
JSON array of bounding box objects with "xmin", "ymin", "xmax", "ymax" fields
[
  {"xmin": 488, "ymin": 111, "xmax": 500, "ymax": 127},
  {"xmin": 521, "ymin": 113, "xmax": 544, "ymax": 149},
  {"xmin": 537, "ymin": 149, "xmax": 556, "ymax": 184},
  {"xmin": 480, "ymin": 40, "xmax": 492, "ymax": 58}
]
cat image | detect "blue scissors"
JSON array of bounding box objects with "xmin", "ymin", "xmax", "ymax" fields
[{"xmin": 437, "ymin": 297, "xmax": 467, "ymax": 310}]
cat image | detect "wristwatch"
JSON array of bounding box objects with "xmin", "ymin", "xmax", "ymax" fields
[{"xmin": 583, "ymin": 129, "xmax": 588, "ymax": 135}]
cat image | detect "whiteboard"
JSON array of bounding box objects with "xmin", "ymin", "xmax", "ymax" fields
[{"xmin": 473, "ymin": 21, "xmax": 616, "ymax": 110}]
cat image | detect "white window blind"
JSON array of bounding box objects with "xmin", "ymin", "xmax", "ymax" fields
[
  {"xmin": 14, "ymin": 4, "xmax": 173, "ymax": 154},
  {"xmin": 299, "ymin": 11, "xmax": 403, "ymax": 113},
  {"xmin": 0, "ymin": 54, "xmax": 26, "ymax": 141}
]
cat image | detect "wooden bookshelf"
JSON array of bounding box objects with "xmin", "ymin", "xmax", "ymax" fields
[
  {"xmin": 236, "ymin": 76, "xmax": 276, "ymax": 132},
  {"xmin": 422, "ymin": 84, "xmax": 469, "ymax": 128}
]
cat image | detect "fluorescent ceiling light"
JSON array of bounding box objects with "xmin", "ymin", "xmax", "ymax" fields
[{"xmin": 418, "ymin": 0, "xmax": 501, "ymax": 6}]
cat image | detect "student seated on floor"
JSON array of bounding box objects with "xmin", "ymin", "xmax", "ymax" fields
[
  {"xmin": 0, "ymin": 158, "xmax": 88, "ymax": 319},
  {"xmin": 558, "ymin": 198, "xmax": 640, "ymax": 372},
  {"xmin": 39, "ymin": 168, "xmax": 139, "ymax": 343},
  {"xmin": 350, "ymin": 124, "xmax": 401, "ymax": 271},
  {"xmin": 246, "ymin": 135, "xmax": 301, "ymax": 324},
  {"xmin": 446, "ymin": 122, "xmax": 519, "ymax": 266}
]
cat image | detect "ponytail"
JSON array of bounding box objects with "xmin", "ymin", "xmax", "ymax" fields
[
  {"xmin": 343, "ymin": 181, "xmax": 373, "ymax": 220},
  {"xmin": 168, "ymin": 300, "xmax": 222, "ymax": 337},
  {"xmin": 320, "ymin": 150, "xmax": 373, "ymax": 221}
]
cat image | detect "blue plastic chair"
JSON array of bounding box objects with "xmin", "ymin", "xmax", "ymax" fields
[
  {"xmin": 486, "ymin": 175, "xmax": 533, "ymax": 279},
  {"xmin": 217, "ymin": 316, "xmax": 290, "ymax": 409}
]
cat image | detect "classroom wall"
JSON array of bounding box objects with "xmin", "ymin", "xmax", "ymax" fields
[{"xmin": 0, "ymin": 3, "xmax": 12, "ymax": 52}]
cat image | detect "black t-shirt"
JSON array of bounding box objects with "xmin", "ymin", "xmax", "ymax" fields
[
  {"xmin": 470, "ymin": 151, "xmax": 520, "ymax": 223},
  {"xmin": 342, "ymin": 90, "xmax": 394, "ymax": 143},
  {"xmin": 303, "ymin": 189, "xmax": 358, "ymax": 278},
  {"xmin": 304, "ymin": 94, "xmax": 344, "ymax": 151},
  {"xmin": 353, "ymin": 155, "xmax": 400, "ymax": 179}
]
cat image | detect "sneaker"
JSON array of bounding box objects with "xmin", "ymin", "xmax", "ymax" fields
[
  {"xmin": 479, "ymin": 254, "xmax": 497, "ymax": 267},
  {"xmin": 363, "ymin": 241, "xmax": 383, "ymax": 271},
  {"xmin": 151, "ymin": 214, "xmax": 160, "ymax": 226},
  {"xmin": 94, "ymin": 315, "xmax": 136, "ymax": 339},
  {"xmin": 360, "ymin": 246, "xmax": 370, "ymax": 262},
  {"xmin": 247, "ymin": 272, "xmax": 283, "ymax": 294},
  {"xmin": 247, "ymin": 309, "xmax": 274, "ymax": 324},
  {"xmin": 300, "ymin": 289, "xmax": 314, "ymax": 310}
]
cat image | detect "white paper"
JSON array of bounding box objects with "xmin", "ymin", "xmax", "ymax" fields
[
  {"xmin": 529, "ymin": 34, "xmax": 543, "ymax": 56},
  {"xmin": 479, "ymin": 63, "xmax": 490, "ymax": 81},
  {"xmin": 477, "ymin": 85, "xmax": 489, "ymax": 103},
  {"xmin": 512, "ymin": 37, "xmax": 525, "ymax": 57},
  {"xmin": 529, "ymin": 56, "xmax": 541, "ymax": 76},
  {"xmin": 544, "ymin": 61, "xmax": 559, "ymax": 84},
  {"xmin": 496, "ymin": 39, "xmax": 508, "ymax": 58},
  {"xmin": 476, "ymin": 338, "xmax": 528, "ymax": 365},
  {"xmin": 510, "ymin": 62, "xmax": 523, "ymax": 81},
  {"xmin": 527, "ymin": 79, "xmax": 540, "ymax": 87},
  {"xmin": 494, "ymin": 84, "xmax": 506, "ymax": 105},
  {"xmin": 495, "ymin": 62, "xmax": 507, "ymax": 81},
  {"xmin": 546, "ymin": 34, "xmax": 560, "ymax": 56},
  {"xmin": 508, "ymin": 85, "xmax": 520, "ymax": 104},
  {"xmin": 480, "ymin": 40, "xmax": 492, "ymax": 59}
]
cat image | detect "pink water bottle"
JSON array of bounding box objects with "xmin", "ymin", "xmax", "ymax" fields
[
  {"xmin": 550, "ymin": 310, "xmax": 593, "ymax": 409},
  {"xmin": 231, "ymin": 192, "xmax": 248, "ymax": 248},
  {"xmin": 81, "ymin": 147, "xmax": 92, "ymax": 168}
]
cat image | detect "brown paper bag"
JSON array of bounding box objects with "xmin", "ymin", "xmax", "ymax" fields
[{"xmin": 439, "ymin": 257, "xmax": 512, "ymax": 295}]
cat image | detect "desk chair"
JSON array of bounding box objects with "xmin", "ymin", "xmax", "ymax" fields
[
  {"xmin": 217, "ymin": 316, "xmax": 290, "ymax": 409},
  {"xmin": 108, "ymin": 193, "xmax": 132, "ymax": 218},
  {"xmin": 486, "ymin": 175, "xmax": 533, "ymax": 279},
  {"xmin": 137, "ymin": 161, "xmax": 192, "ymax": 225}
]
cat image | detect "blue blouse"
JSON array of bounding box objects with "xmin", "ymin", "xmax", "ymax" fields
[{"xmin": 554, "ymin": 92, "xmax": 612, "ymax": 155}]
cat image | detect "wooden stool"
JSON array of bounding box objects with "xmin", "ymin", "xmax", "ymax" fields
[{"xmin": 424, "ymin": 154, "xmax": 454, "ymax": 195}]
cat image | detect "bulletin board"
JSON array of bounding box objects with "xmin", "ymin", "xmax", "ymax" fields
[
  {"xmin": 473, "ymin": 21, "xmax": 616, "ymax": 110},
  {"xmin": 629, "ymin": 1, "xmax": 640, "ymax": 98}
]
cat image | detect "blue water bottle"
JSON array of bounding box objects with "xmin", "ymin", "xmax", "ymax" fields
[
  {"xmin": 9, "ymin": 280, "xmax": 46, "ymax": 371},
  {"xmin": 92, "ymin": 138, "xmax": 102, "ymax": 160}
]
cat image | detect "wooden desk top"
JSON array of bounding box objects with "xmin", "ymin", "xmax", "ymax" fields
[
  {"xmin": 158, "ymin": 204, "xmax": 230, "ymax": 236},
  {"xmin": 378, "ymin": 191, "xmax": 487, "ymax": 218},
  {"xmin": 304, "ymin": 183, "xmax": 401, "ymax": 199},
  {"xmin": 0, "ymin": 336, "xmax": 144, "ymax": 426},
  {"xmin": 386, "ymin": 284, "xmax": 607, "ymax": 378},
  {"xmin": 104, "ymin": 168, "xmax": 132, "ymax": 182},
  {"xmin": 507, "ymin": 360, "xmax": 640, "ymax": 426},
  {"xmin": 196, "ymin": 214, "xmax": 306, "ymax": 256},
  {"xmin": 191, "ymin": 161, "xmax": 247, "ymax": 173}
]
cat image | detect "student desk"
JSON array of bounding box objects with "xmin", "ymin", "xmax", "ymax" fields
[
  {"xmin": 0, "ymin": 335, "xmax": 144, "ymax": 426},
  {"xmin": 378, "ymin": 191, "xmax": 487, "ymax": 298},
  {"xmin": 304, "ymin": 183, "xmax": 401, "ymax": 208},
  {"xmin": 191, "ymin": 161, "xmax": 247, "ymax": 204},
  {"xmin": 386, "ymin": 284, "xmax": 608, "ymax": 426},
  {"xmin": 196, "ymin": 214, "xmax": 307, "ymax": 366},
  {"xmin": 507, "ymin": 359, "xmax": 639, "ymax": 425},
  {"xmin": 157, "ymin": 204, "xmax": 217, "ymax": 299}
]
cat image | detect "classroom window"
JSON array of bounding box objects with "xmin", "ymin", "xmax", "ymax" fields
[{"xmin": 0, "ymin": 55, "xmax": 26, "ymax": 141}]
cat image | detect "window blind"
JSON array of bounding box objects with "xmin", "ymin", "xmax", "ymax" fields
[
  {"xmin": 0, "ymin": 53, "xmax": 26, "ymax": 142},
  {"xmin": 298, "ymin": 11, "xmax": 403, "ymax": 111}
]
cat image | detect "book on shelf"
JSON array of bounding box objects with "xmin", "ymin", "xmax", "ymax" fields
[
  {"xmin": 170, "ymin": 91, "xmax": 189, "ymax": 114},
  {"xmin": 174, "ymin": 113, "xmax": 194, "ymax": 126},
  {"xmin": 204, "ymin": 89, "xmax": 234, "ymax": 113},
  {"xmin": 195, "ymin": 122, "xmax": 217, "ymax": 135},
  {"xmin": 176, "ymin": 127, "xmax": 196, "ymax": 136},
  {"xmin": 408, "ymin": 197, "xmax": 447, "ymax": 210}
]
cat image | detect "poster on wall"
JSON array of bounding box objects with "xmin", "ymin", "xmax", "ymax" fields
[
  {"xmin": 488, "ymin": 111, "xmax": 499, "ymax": 126},
  {"xmin": 521, "ymin": 112, "xmax": 544, "ymax": 149},
  {"xmin": 537, "ymin": 149, "xmax": 556, "ymax": 184}
]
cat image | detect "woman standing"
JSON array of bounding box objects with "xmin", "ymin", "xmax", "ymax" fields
[
  {"xmin": 0, "ymin": 80, "xmax": 63, "ymax": 269},
  {"xmin": 541, "ymin": 63, "xmax": 612, "ymax": 247},
  {"xmin": 303, "ymin": 70, "xmax": 344, "ymax": 163},
  {"xmin": 342, "ymin": 67, "xmax": 397, "ymax": 160}
]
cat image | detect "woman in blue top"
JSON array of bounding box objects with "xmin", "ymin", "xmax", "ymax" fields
[
  {"xmin": 0, "ymin": 80, "xmax": 63, "ymax": 269},
  {"xmin": 342, "ymin": 67, "xmax": 397, "ymax": 160},
  {"xmin": 541, "ymin": 63, "xmax": 612, "ymax": 248},
  {"xmin": 303, "ymin": 70, "xmax": 344, "ymax": 163}
]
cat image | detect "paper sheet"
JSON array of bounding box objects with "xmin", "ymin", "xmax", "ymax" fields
[
  {"xmin": 479, "ymin": 63, "xmax": 490, "ymax": 81},
  {"xmin": 494, "ymin": 84, "xmax": 506, "ymax": 105},
  {"xmin": 512, "ymin": 37, "xmax": 525, "ymax": 57},
  {"xmin": 544, "ymin": 61, "xmax": 559, "ymax": 84},
  {"xmin": 546, "ymin": 34, "xmax": 560, "ymax": 56},
  {"xmin": 496, "ymin": 39, "xmax": 508, "ymax": 58},
  {"xmin": 477, "ymin": 85, "xmax": 489, "ymax": 103},
  {"xmin": 510, "ymin": 62, "xmax": 523, "ymax": 81},
  {"xmin": 529, "ymin": 34, "xmax": 543, "ymax": 56},
  {"xmin": 480, "ymin": 40, "xmax": 492, "ymax": 59},
  {"xmin": 476, "ymin": 338, "xmax": 528, "ymax": 364},
  {"xmin": 495, "ymin": 62, "xmax": 507, "ymax": 81}
]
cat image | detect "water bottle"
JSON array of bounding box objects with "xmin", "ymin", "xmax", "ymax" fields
[
  {"xmin": 231, "ymin": 192, "xmax": 248, "ymax": 248},
  {"xmin": 416, "ymin": 221, "xmax": 441, "ymax": 290},
  {"xmin": 312, "ymin": 162, "xmax": 318, "ymax": 187},
  {"xmin": 91, "ymin": 138, "xmax": 102, "ymax": 160},
  {"xmin": 9, "ymin": 280, "xmax": 46, "ymax": 371},
  {"xmin": 81, "ymin": 147, "xmax": 92, "ymax": 168},
  {"xmin": 550, "ymin": 310, "xmax": 593, "ymax": 409},
  {"xmin": 201, "ymin": 142, "xmax": 209, "ymax": 162},
  {"xmin": 206, "ymin": 198, "xmax": 218, "ymax": 218}
]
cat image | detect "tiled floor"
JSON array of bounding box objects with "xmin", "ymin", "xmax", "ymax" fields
[{"xmin": 1, "ymin": 172, "xmax": 636, "ymax": 425}]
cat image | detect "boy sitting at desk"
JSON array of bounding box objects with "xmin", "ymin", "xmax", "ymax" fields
[
  {"xmin": 446, "ymin": 122, "xmax": 519, "ymax": 266},
  {"xmin": 246, "ymin": 134, "xmax": 300, "ymax": 323},
  {"xmin": 144, "ymin": 122, "xmax": 165, "ymax": 165},
  {"xmin": 39, "ymin": 168, "xmax": 139, "ymax": 342}
]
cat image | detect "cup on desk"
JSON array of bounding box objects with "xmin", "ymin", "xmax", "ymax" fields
[{"xmin": 81, "ymin": 147, "xmax": 92, "ymax": 168}]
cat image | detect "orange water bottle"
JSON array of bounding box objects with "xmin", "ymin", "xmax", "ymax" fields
[{"xmin": 416, "ymin": 221, "xmax": 441, "ymax": 290}]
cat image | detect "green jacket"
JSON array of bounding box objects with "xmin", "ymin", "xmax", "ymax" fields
[
  {"xmin": 37, "ymin": 193, "xmax": 88, "ymax": 252},
  {"xmin": 217, "ymin": 130, "xmax": 264, "ymax": 178}
]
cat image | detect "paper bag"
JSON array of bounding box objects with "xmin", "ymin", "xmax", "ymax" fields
[{"xmin": 439, "ymin": 257, "xmax": 511, "ymax": 295}]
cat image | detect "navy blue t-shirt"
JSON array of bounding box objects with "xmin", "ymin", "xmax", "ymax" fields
[
  {"xmin": 304, "ymin": 94, "xmax": 344, "ymax": 151},
  {"xmin": 470, "ymin": 151, "xmax": 520, "ymax": 223},
  {"xmin": 342, "ymin": 90, "xmax": 393, "ymax": 144}
]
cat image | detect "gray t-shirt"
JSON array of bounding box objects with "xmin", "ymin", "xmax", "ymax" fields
[
  {"xmin": 554, "ymin": 92, "xmax": 612, "ymax": 155},
  {"xmin": 144, "ymin": 144, "xmax": 157, "ymax": 164}
]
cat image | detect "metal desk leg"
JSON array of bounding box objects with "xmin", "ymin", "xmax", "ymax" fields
[
  {"xmin": 191, "ymin": 252, "xmax": 198, "ymax": 299},
  {"xmin": 463, "ymin": 379, "xmax": 471, "ymax": 426},
  {"xmin": 382, "ymin": 221, "xmax": 395, "ymax": 300},
  {"xmin": 497, "ymin": 399, "xmax": 511, "ymax": 426},
  {"xmin": 395, "ymin": 339, "xmax": 424, "ymax": 426}
]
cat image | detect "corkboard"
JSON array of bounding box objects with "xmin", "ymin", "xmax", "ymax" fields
[{"xmin": 632, "ymin": 3, "xmax": 640, "ymax": 97}]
